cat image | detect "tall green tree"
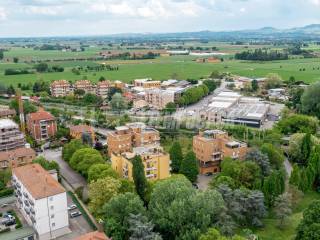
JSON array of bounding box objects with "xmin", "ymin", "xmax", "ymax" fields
[
  {"xmin": 251, "ymin": 79, "xmax": 259, "ymax": 91},
  {"xmin": 301, "ymin": 82, "xmax": 320, "ymax": 118},
  {"xmin": 62, "ymin": 139, "xmax": 86, "ymax": 162},
  {"xmin": 103, "ymin": 192, "xmax": 146, "ymax": 240},
  {"xmin": 180, "ymin": 151, "xmax": 198, "ymax": 183},
  {"xmin": 169, "ymin": 141, "xmax": 183, "ymax": 173},
  {"xmin": 301, "ymin": 132, "xmax": 312, "ymax": 165},
  {"xmin": 128, "ymin": 214, "xmax": 162, "ymax": 240},
  {"xmin": 132, "ymin": 155, "xmax": 148, "ymax": 202},
  {"xmin": 274, "ymin": 193, "xmax": 292, "ymax": 229},
  {"xmin": 87, "ymin": 163, "xmax": 118, "ymax": 183},
  {"xmin": 296, "ymin": 200, "xmax": 320, "ymax": 240}
]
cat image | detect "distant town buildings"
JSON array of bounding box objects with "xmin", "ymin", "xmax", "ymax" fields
[
  {"xmin": 144, "ymin": 89, "xmax": 175, "ymax": 110},
  {"xmin": 106, "ymin": 122, "xmax": 160, "ymax": 156},
  {"xmin": 26, "ymin": 109, "xmax": 57, "ymax": 142},
  {"xmin": 111, "ymin": 146, "xmax": 170, "ymax": 181},
  {"xmin": 193, "ymin": 130, "xmax": 248, "ymax": 174},
  {"xmin": 50, "ymin": 80, "xmax": 72, "ymax": 97},
  {"xmin": 12, "ymin": 164, "xmax": 69, "ymax": 240},
  {"xmin": 0, "ymin": 119, "xmax": 25, "ymax": 152},
  {"xmin": 0, "ymin": 147, "xmax": 35, "ymax": 169},
  {"xmin": 69, "ymin": 124, "xmax": 95, "ymax": 142}
]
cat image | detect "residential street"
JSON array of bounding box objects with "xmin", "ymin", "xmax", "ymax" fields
[{"xmin": 40, "ymin": 148, "xmax": 87, "ymax": 190}]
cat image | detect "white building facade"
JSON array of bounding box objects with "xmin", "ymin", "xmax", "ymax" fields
[{"xmin": 12, "ymin": 164, "xmax": 69, "ymax": 240}]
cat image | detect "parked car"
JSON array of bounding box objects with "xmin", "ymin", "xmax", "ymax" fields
[
  {"xmin": 4, "ymin": 219, "xmax": 16, "ymax": 226},
  {"xmin": 205, "ymin": 172, "xmax": 213, "ymax": 176},
  {"xmin": 67, "ymin": 204, "xmax": 77, "ymax": 211},
  {"xmin": 70, "ymin": 211, "xmax": 82, "ymax": 218}
]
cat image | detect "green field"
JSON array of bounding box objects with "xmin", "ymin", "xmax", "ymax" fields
[
  {"xmin": 255, "ymin": 191, "xmax": 320, "ymax": 240},
  {"xmin": 1, "ymin": 44, "xmax": 320, "ymax": 87}
]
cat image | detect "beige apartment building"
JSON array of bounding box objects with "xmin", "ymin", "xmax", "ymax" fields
[
  {"xmin": 0, "ymin": 119, "xmax": 26, "ymax": 152},
  {"xmin": 50, "ymin": 80, "xmax": 72, "ymax": 97},
  {"xmin": 96, "ymin": 80, "xmax": 111, "ymax": 99},
  {"xmin": 111, "ymin": 146, "xmax": 170, "ymax": 181},
  {"xmin": 74, "ymin": 80, "xmax": 95, "ymax": 94},
  {"xmin": 193, "ymin": 130, "xmax": 248, "ymax": 174},
  {"xmin": 0, "ymin": 147, "xmax": 36, "ymax": 169},
  {"xmin": 134, "ymin": 79, "xmax": 161, "ymax": 89},
  {"xmin": 145, "ymin": 89, "xmax": 175, "ymax": 109},
  {"xmin": 106, "ymin": 122, "xmax": 160, "ymax": 156}
]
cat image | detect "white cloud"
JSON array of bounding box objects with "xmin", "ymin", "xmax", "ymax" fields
[
  {"xmin": 310, "ymin": 0, "xmax": 320, "ymax": 6},
  {"xmin": 0, "ymin": 7, "xmax": 7, "ymax": 20},
  {"xmin": 24, "ymin": 6, "xmax": 61, "ymax": 15},
  {"xmin": 240, "ymin": 7, "xmax": 246, "ymax": 13}
]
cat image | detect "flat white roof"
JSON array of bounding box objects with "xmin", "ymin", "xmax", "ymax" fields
[
  {"xmin": 0, "ymin": 119, "xmax": 18, "ymax": 128},
  {"xmin": 115, "ymin": 126, "xmax": 129, "ymax": 131},
  {"xmin": 209, "ymin": 101, "xmax": 234, "ymax": 109},
  {"xmin": 211, "ymin": 97, "xmax": 238, "ymax": 102},
  {"xmin": 217, "ymin": 91, "xmax": 241, "ymax": 98}
]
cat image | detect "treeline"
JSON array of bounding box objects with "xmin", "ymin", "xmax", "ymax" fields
[
  {"xmin": 4, "ymin": 63, "xmax": 64, "ymax": 75},
  {"xmin": 235, "ymin": 49, "xmax": 289, "ymax": 61},
  {"xmin": 178, "ymin": 84, "xmax": 209, "ymax": 106},
  {"xmin": 4, "ymin": 69, "xmax": 33, "ymax": 75}
]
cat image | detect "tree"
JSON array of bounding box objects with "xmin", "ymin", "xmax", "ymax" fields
[
  {"xmin": 128, "ymin": 214, "xmax": 162, "ymax": 240},
  {"xmin": 296, "ymin": 200, "xmax": 320, "ymax": 240},
  {"xmin": 111, "ymin": 93, "xmax": 127, "ymax": 112},
  {"xmin": 216, "ymin": 184, "xmax": 267, "ymax": 227},
  {"xmin": 13, "ymin": 57, "xmax": 19, "ymax": 63},
  {"xmin": 33, "ymin": 156, "xmax": 59, "ymax": 172},
  {"xmin": 83, "ymin": 93, "xmax": 102, "ymax": 105},
  {"xmin": 162, "ymin": 102, "xmax": 176, "ymax": 115},
  {"xmin": 169, "ymin": 141, "xmax": 183, "ymax": 173},
  {"xmin": 276, "ymin": 114, "xmax": 318, "ymax": 135},
  {"xmin": 261, "ymin": 169, "xmax": 286, "ymax": 206},
  {"xmin": 210, "ymin": 176, "xmax": 236, "ymax": 189},
  {"xmin": 9, "ymin": 99, "xmax": 37, "ymax": 115},
  {"xmin": 260, "ymin": 143, "xmax": 284, "ymax": 169},
  {"xmin": 199, "ymin": 228, "xmax": 246, "ymax": 240},
  {"xmin": 74, "ymin": 89, "xmax": 85, "ymax": 96},
  {"xmin": 108, "ymin": 87, "xmax": 123, "ymax": 101},
  {"xmin": 179, "ymin": 151, "xmax": 198, "ymax": 183},
  {"xmin": 62, "ymin": 139, "xmax": 86, "ymax": 162},
  {"xmin": 149, "ymin": 176, "xmax": 224, "ymax": 239},
  {"xmin": 301, "ymin": 82, "xmax": 320, "ymax": 118},
  {"xmin": 301, "ymin": 132, "xmax": 312, "ymax": 165},
  {"xmin": 264, "ymin": 73, "xmax": 283, "ymax": 89},
  {"xmin": 6, "ymin": 85, "xmax": 16, "ymax": 95},
  {"xmin": 88, "ymin": 163, "xmax": 118, "ymax": 183},
  {"xmin": 209, "ymin": 70, "xmax": 221, "ymax": 79},
  {"xmin": 35, "ymin": 62, "xmax": 49, "ymax": 72},
  {"xmin": 274, "ymin": 193, "xmax": 292, "ymax": 229},
  {"xmin": 81, "ymin": 132, "xmax": 93, "ymax": 146},
  {"xmin": 251, "ymin": 79, "xmax": 259, "ymax": 91},
  {"xmin": 70, "ymin": 148, "xmax": 104, "ymax": 177},
  {"xmin": 103, "ymin": 192, "xmax": 146, "ymax": 240},
  {"xmin": 132, "ymin": 156, "xmax": 148, "ymax": 202},
  {"xmin": 0, "ymin": 50, "xmax": 3, "ymax": 60},
  {"xmin": 88, "ymin": 177, "xmax": 121, "ymax": 216},
  {"xmin": 246, "ymin": 149, "xmax": 271, "ymax": 176},
  {"xmin": 203, "ymin": 80, "xmax": 219, "ymax": 92}
]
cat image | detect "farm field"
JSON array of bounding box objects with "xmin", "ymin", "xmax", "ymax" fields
[{"xmin": 1, "ymin": 44, "xmax": 320, "ymax": 86}]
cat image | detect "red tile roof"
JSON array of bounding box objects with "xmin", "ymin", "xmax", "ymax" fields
[
  {"xmin": 28, "ymin": 110, "xmax": 55, "ymax": 122},
  {"xmin": 13, "ymin": 163, "xmax": 65, "ymax": 200},
  {"xmin": 70, "ymin": 124, "xmax": 94, "ymax": 134},
  {"xmin": 0, "ymin": 147, "xmax": 35, "ymax": 162}
]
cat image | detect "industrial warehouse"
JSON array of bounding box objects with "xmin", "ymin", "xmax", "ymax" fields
[{"xmin": 199, "ymin": 91, "xmax": 271, "ymax": 128}]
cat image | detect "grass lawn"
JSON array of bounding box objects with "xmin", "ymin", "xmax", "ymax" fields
[
  {"xmin": 255, "ymin": 191, "xmax": 320, "ymax": 240},
  {"xmin": 1, "ymin": 48, "xmax": 320, "ymax": 87}
]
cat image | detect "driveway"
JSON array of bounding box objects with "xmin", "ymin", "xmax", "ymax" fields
[
  {"xmin": 197, "ymin": 174, "xmax": 213, "ymax": 190},
  {"xmin": 40, "ymin": 148, "xmax": 87, "ymax": 190}
]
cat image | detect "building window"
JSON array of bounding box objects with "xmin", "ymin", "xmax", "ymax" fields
[
  {"xmin": 49, "ymin": 197, "xmax": 53, "ymax": 201},
  {"xmin": 52, "ymin": 222, "xmax": 55, "ymax": 227},
  {"xmin": 50, "ymin": 206, "xmax": 54, "ymax": 210},
  {"xmin": 51, "ymin": 214, "xmax": 54, "ymax": 219}
]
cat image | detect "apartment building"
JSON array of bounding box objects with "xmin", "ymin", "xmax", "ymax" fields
[
  {"xmin": 134, "ymin": 79, "xmax": 161, "ymax": 89},
  {"xmin": 111, "ymin": 146, "xmax": 170, "ymax": 181},
  {"xmin": 50, "ymin": 80, "xmax": 72, "ymax": 97},
  {"xmin": 193, "ymin": 130, "xmax": 248, "ymax": 174},
  {"xmin": 26, "ymin": 110, "xmax": 57, "ymax": 142},
  {"xmin": 69, "ymin": 124, "xmax": 95, "ymax": 142},
  {"xmin": 106, "ymin": 122, "xmax": 160, "ymax": 156},
  {"xmin": 74, "ymin": 80, "xmax": 95, "ymax": 94},
  {"xmin": 0, "ymin": 105, "xmax": 16, "ymax": 118},
  {"xmin": 74, "ymin": 231, "xmax": 110, "ymax": 240},
  {"xmin": 96, "ymin": 80, "xmax": 111, "ymax": 99},
  {"xmin": 0, "ymin": 119, "xmax": 25, "ymax": 152},
  {"xmin": 113, "ymin": 80, "xmax": 125, "ymax": 90},
  {"xmin": 12, "ymin": 164, "xmax": 69, "ymax": 240},
  {"xmin": 0, "ymin": 147, "xmax": 36, "ymax": 169},
  {"xmin": 145, "ymin": 89, "xmax": 175, "ymax": 109}
]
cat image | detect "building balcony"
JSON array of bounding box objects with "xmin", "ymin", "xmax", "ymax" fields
[
  {"xmin": 24, "ymin": 200, "xmax": 30, "ymax": 207},
  {"xmin": 23, "ymin": 192, "xmax": 29, "ymax": 198},
  {"xmin": 29, "ymin": 199, "xmax": 34, "ymax": 206}
]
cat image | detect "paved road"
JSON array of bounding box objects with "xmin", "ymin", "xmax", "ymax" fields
[
  {"xmin": 284, "ymin": 158, "xmax": 293, "ymax": 177},
  {"xmin": 40, "ymin": 149, "xmax": 87, "ymax": 190}
]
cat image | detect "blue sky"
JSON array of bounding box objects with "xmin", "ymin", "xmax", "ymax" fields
[{"xmin": 0, "ymin": 0, "xmax": 320, "ymax": 37}]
